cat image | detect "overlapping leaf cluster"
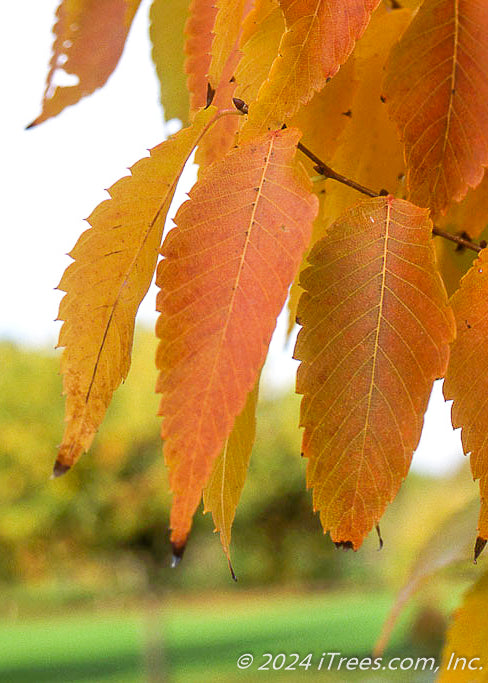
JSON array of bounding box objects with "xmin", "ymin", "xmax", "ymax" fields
[{"xmin": 33, "ymin": 0, "xmax": 488, "ymax": 571}]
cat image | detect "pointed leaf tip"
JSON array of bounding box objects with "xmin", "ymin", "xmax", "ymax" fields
[
  {"xmin": 50, "ymin": 461, "xmax": 70, "ymax": 479},
  {"xmin": 171, "ymin": 542, "xmax": 186, "ymax": 568},
  {"xmin": 474, "ymin": 537, "xmax": 487, "ymax": 564},
  {"xmin": 228, "ymin": 559, "xmax": 238, "ymax": 582},
  {"xmin": 376, "ymin": 525, "xmax": 384, "ymax": 551}
]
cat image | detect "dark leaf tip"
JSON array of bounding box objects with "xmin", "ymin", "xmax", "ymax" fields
[
  {"xmin": 474, "ymin": 536, "xmax": 487, "ymax": 563},
  {"xmin": 50, "ymin": 461, "xmax": 70, "ymax": 479}
]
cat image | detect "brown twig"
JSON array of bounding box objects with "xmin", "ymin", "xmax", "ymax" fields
[
  {"xmin": 297, "ymin": 141, "xmax": 483, "ymax": 254},
  {"xmin": 232, "ymin": 97, "xmax": 484, "ymax": 254}
]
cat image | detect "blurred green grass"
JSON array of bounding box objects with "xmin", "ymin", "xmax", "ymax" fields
[{"xmin": 0, "ymin": 588, "xmax": 446, "ymax": 682}]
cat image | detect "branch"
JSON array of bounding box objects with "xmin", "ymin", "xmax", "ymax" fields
[
  {"xmin": 297, "ymin": 141, "xmax": 483, "ymax": 254},
  {"xmin": 231, "ymin": 98, "xmax": 483, "ymax": 254}
]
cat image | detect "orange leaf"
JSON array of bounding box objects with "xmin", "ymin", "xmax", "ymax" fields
[
  {"xmin": 294, "ymin": 197, "xmax": 455, "ymax": 548},
  {"xmin": 384, "ymin": 0, "xmax": 488, "ymax": 217},
  {"xmin": 439, "ymin": 172, "xmax": 488, "ymax": 240},
  {"xmin": 29, "ymin": 0, "xmax": 142, "ymax": 127},
  {"xmin": 184, "ymin": 0, "xmax": 217, "ymax": 111},
  {"xmin": 444, "ymin": 248, "xmax": 488, "ymax": 544},
  {"xmin": 437, "ymin": 569, "xmax": 488, "ymax": 682},
  {"xmin": 203, "ymin": 376, "xmax": 260, "ymax": 571},
  {"xmin": 54, "ymin": 107, "xmax": 217, "ymax": 473},
  {"xmin": 155, "ymin": 128, "xmax": 318, "ymax": 552},
  {"xmin": 240, "ymin": 0, "xmax": 381, "ymax": 139}
]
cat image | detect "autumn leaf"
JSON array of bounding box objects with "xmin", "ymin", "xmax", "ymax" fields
[
  {"xmin": 294, "ymin": 197, "xmax": 455, "ymax": 549},
  {"xmin": 438, "ymin": 569, "xmax": 488, "ymax": 681},
  {"xmin": 384, "ymin": 0, "xmax": 488, "ymax": 217},
  {"xmin": 240, "ymin": 0, "xmax": 381, "ymax": 139},
  {"xmin": 444, "ymin": 248, "xmax": 488, "ymax": 549},
  {"xmin": 54, "ymin": 107, "xmax": 217, "ymax": 474},
  {"xmin": 155, "ymin": 128, "xmax": 318, "ymax": 552},
  {"xmin": 203, "ymin": 376, "xmax": 261, "ymax": 573},
  {"xmin": 184, "ymin": 0, "xmax": 217, "ymax": 111},
  {"xmin": 184, "ymin": 0, "xmax": 249, "ymax": 169},
  {"xmin": 234, "ymin": 0, "xmax": 285, "ymax": 107},
  {"xmin": 150, "ymin": 0, "xmax": 190, "ymax": 124},
  {"xmin": 207, "ymin": 0, "xmax": 248, "ymax": 93},
  {"xmin": 28, "ymin": 0, "xmax": 142, "ymax": 128},
  {"xmin": 439, "ymin": 172, "xmax": 488, "ymax": 240}
]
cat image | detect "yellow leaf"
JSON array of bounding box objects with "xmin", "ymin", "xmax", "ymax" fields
[
  {"xmin": 234, "ymin": 0, "xmax": 285, "ymax": 107},
  {"xmin": 203, "ymin": 376, "xmax": 260, "ymax": 569},
  {"xmin": 54, "ymin": 107, "xmax": 217, "ymax": 473},
  {"xmin": 438, "ymin": 570, "xmax": 488, "ymax": 682},
  {"xmin": 439, "ymin": 173, "xmax": 488, "ymax": 240},
  {"xmin": 150, "ymin": 0, "xmax": 190, "ymax": 124}
]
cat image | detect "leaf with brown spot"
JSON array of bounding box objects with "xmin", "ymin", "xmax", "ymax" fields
[{"xmin": 294, "ymin": 197, "xmax": 455, "ymax": 548}]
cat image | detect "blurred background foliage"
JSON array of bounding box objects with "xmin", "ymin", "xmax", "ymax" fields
[{"xmin": 0, "ymin": 328, "xmax": 479, "ymax": 595}]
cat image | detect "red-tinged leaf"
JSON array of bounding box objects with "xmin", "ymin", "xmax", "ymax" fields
[
  {"xmin": 240, "ymin": 0, "xmax": 381, "ymax": 139},
  {"xmin": 55, "ymin": 107, "xmax": 217, "ymax": 472},
  {"xmin": 294, "ymin": 197, "xmax": 455, "ymax": 549},
  {"xmin": 444, "ymin": 248, "xmax": 488, "ymax": 544},
  {"xmin": 184, "ymin": 0, "xmax": 217, "ymax": 111},
  {"xmin": 155, "ymin": 128, "xmax": 318, "ymax": 551},
  {"xmin": 384, "ymin": 0, "xmax": 488, "ymax": 217},
  {"xmin": 203, "ymin": 376, "xmax": 261, "ymax": 570},
  {"xmin": 28, "ymin": 0, "xmax": 142, "ymax": 128}
]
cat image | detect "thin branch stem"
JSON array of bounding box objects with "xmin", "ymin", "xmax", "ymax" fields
[{"xmin": 297, "ymin": 141, "xmax": 483, "ymax": 254}]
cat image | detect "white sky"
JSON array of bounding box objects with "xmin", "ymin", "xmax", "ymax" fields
[{"xmin": 1, "ymin": 1, "xmax": 466, "ymax": 476}]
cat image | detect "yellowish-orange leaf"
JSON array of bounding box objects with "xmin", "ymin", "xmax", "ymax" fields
[
  {"xmin": 55, "ymin": 106, "xmax": 217, "ymax": 471},
  {"xmin": 384, "ymin": 0, "xmax": 488, "ymax": 216},
  {"xmin": 203, "ymin": 376, "xmax": 260, "ymax": 565},
  {"xmin": 444, "ymin": 247, "xmax": 488, "ymax": 543},
  {"xmin": 207, "ymin": 0, "xmax": 247, "ymax": 92},
  {"xmin": 438, "ymin": 569, "xmax": 488, "ymax": 682},
  {"xmin": 155, "ymin": 128, "xmax": 318, "ymax": 551},
  {"xmin": 240, "ymin": 0, "xmax": 381, "ymax": 140},
  {"xmin": 234, "ymin": 0, "xmax": 285, "ymax": 107},
  {"xmin": 29, "ymin": 0, "xmax": 142, "ymax": 128},
  {"xmin": 294, "ymin": 197, "xmax": 455, "ymax": 548}
]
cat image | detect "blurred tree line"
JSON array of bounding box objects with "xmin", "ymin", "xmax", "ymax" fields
[{"xmin": 0, "ymin": 330, "xmax": 476, "ymax": 602}]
